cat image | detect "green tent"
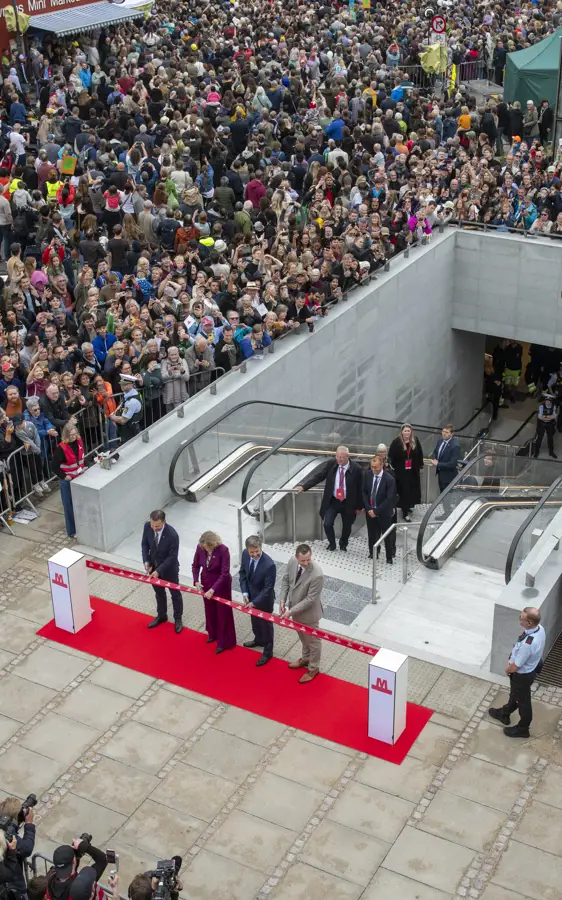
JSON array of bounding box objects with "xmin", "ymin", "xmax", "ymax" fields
[{"xmin": 504, "ymin": 29, "xmax": 562, "ymax": 110}]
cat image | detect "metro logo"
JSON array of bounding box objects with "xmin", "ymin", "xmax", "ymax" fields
[
  {"xmin": 52, "ymin": 572, "xmax": 68, "ymax": 589},
  {"xmin": 372, "ymin": 677, "xmax": 392, "ymax": 695}
]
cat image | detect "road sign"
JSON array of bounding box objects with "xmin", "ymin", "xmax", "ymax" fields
[{"xmin": 431, "ymin": 13, "xmax": 446, "ymax": 33}]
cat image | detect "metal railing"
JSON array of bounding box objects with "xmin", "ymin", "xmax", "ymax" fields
[
  {"xmin": 28, "ymin": 852, "xmax": 127, "ymax": 900},
  {"xmin": 505, "ymin": 472, "xmax": 562, "ymax": 583}
]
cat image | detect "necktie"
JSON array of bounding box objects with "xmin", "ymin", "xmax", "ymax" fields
[
  {"xmin": 249, "ymin": 558, "xmax": 255, "ymax": 579},
  {"xmin": 371, "ymin": 475, "xmax": 379, "ymax": 502},
  {"xmin": 338, "ymin": 466, "xmax": 344, "ymax": 492},
  {"xmin": 437, "ymin": 440, "xmax": 448, "ymax": 460},
  {"xmin": 296, "ymin": 565, "xmax": 303, "ymax": 583},
  {"xmin": 154, "ymin": 530, "xmax": 160, "ymax": 548}
]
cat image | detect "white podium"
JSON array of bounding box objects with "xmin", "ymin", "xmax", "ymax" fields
[
  {"xmin": 48, "ymin": 548, "xmax": 91, "ymax": 633},
  {"xmin": 368, "ymin": 649, "xmax": 408, "ymax": 745}
]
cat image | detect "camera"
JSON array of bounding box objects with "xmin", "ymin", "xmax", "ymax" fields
[
  {"xmin": 0, "ymin": 793, "xmax": 37, "ymax": 840},
  {"xmin": 146, "ymin": 860, "xmax": 177, "ymax": 900}
]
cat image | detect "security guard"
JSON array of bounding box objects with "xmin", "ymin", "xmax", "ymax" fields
[
  {"xmin": 533, "ymin": 393, "xmax": 558, "ymax": 459},
  {"xmin": 489, "ymin": 607, "xmax": 545, "ymax": 738},
  {"xmin": 108, "ymin": 375, "xmax": 143, "ymax": 444}
]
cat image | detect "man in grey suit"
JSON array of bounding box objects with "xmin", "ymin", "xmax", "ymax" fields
[{"xmin": 279, "ymin": 543, "xmax": 324, "ymax": 683}]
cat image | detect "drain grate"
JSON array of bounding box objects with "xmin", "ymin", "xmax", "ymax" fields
[{"xmin": 537, "ymin": 629, "xmax": 562, "ymax": 687}]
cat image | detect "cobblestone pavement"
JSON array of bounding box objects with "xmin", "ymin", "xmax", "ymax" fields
[{"xmin": 1, "ymin": 496, "xmax": 562, "ymax": 900}]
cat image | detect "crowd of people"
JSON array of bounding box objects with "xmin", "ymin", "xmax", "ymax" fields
[{"xmin": 0, "ymin": 0, "xmax": 558, "ymax": 532}]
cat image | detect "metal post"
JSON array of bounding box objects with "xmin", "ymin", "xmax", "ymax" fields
[
  {"xmin": 237, "ymin": 507, "xmax": 243, "ymax": 561},
  {"xmin": 401, "ymin": 526, "xmax": 408, "ymax": 583},
  {"xmin": 371, "ymin": 552, "xmax": 378, "ymax": 604},
  {"xmin": 291, "ymin": 491, "xmax": 296, "ymax": 543},
  {"xmin": 553, "ymin": 36, "xmax": 562, "ymax": 154},
  {"xmin": 258, "ymin": 491, "xmax": 265, "ymax": 541}
]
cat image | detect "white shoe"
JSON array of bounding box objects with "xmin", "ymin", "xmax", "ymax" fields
[
  {"xmin": 33, "ymin": 484, "xmax": 44, "ymax": 497},
  {"xmin": 40, "ymin": 481, "xmax": 51, "ymax": 493}
]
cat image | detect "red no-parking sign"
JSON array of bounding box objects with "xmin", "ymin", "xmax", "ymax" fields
[{"xmin": 431, "ymin": 14, "xmax": 446, "ymax": 33}]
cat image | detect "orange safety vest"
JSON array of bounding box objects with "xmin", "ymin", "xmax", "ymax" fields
[
  {"xmin": 94, "ymin": 383, "xmax": 117, "ymax": 418},
  {"xmin": 59, "ymin": 437, "xmax": 85, "ymax": 480}
]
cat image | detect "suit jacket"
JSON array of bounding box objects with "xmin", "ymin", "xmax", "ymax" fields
[
  {"xmin": 362, "ymin": 469, "xmax": 397, "ymax": 519},
  {"xmin": 433, "ymin": 437, "xmax": 461, "ymax": 486},
  {"xmin": 279, "ymin": 557, "xmax": 324, "ymax": 625},
  {"xmin": 239, "ymin": 550, "xmax": 276, "ymax": 612},
  {"xmin": 301, "ymin": 459, "xmax": 363, "ymax": 517},
  {"xmin": 141, "ymin": 522, "xmax": 180, "ymax": 580}
]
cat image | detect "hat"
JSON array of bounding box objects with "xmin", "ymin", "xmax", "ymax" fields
[
  {"xmin": 444, "ymin": 200, "xmax": 455, "ymax": 209},
  {"xmin": 202, "ymin": 316, "xmax": 214, "ymax": 326},
  {"xmin": 1, "ymin": 362, "xmax": 13, "ymax": 372},
  {"xmin": 214, "ymin": 239, "xmax": 227, "ymax": 252},
  {"xmin": 527, "ymin": 100, "xmax": 533, "ymax": 106},
  {"xmin": 548, "ymin": 165, "xmax": 556, "ymax": 173},
  {"xmin": 69, "ymin": 867, "xmax": 96, "ymax": 900},
  {"xmin": 254, "ymin": 222, "xmax": 264, "ymax": 232},
  {"xmin": 119, "ymin": 374, "xmax": 137, "ymax": 385},
  {"xmin": 53, "ymin": 846, "xmax": 75, "ymax": 879},
  {"xmin": 246, "ymin": 281, "xmax": 258, "ymax": 289},
  {"xmin": 161, "ymin": 116, "xmax": 170, "ymax": 125}
]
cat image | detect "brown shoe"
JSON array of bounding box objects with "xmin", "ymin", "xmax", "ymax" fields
[
  {"xmin": 288, "ymin": 658, "xmax": 308, "ymax": 669},
  {"xmin": 299, "ymin": 670, "xmax": 319, "ymax": 684}
]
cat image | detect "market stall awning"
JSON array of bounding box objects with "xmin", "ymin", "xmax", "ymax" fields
[{"xmin": 28, "ymin": 0, "xmax": 151, "ymax": 35}]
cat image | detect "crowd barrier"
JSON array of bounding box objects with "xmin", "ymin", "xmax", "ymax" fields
[{"xmin": 27, "ymin": 852, "xmax": 127, "ymax": 900}]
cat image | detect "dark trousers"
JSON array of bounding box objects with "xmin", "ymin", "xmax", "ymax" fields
[
  {"xmin": 250, "ymin": 607, "xmax": 274, "ymax": 656},
  {"xmin": 502, "ymin": 670, "xmax": 537, "ymax": 729},
  {"xmin": 323, "ymin": 497, "xmax": 356, "ymax": 548},
  {"xmin": 153, "ymin": 582, "xmax": 183, "ymax": 620},
  {"xmin": 438, "ymin": 476, "xmax": 454, "ymax": 515},
  {"xmin": 366, "ymin": 513, "xmax": 393, "ymax": 560},
  {"xmin": 534, "ymin": 420, "xmax": 555, "ymax": 456}
]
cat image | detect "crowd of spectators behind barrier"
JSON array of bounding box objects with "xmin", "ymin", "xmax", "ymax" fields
[{"xmin": 0, "ymin": 0, "xmax": 559, "ymax": 525}]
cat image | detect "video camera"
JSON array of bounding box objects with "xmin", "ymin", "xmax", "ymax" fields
[
  {"xmin": 145, "ymin": 860, "xmax": 179, "ymax": 900},
  {"xmin": 0, "ymin": 794, "xmax": 38, "ymax": 840}
]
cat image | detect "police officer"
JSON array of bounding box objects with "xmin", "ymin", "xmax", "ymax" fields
[
  {"xmin": 547, "ymin": 365, "xmax": 562, "ymax": 431},
  {"xmin": 488, "ymin": 607, "xmax": 545, "ymax": 738},
  {"xmin": 533, "ymin": 392, "xmax": 557, "ymax": 459},
  {"xmin": 109, "ymin": 375, "xmax": 143, "ymax": 445}
]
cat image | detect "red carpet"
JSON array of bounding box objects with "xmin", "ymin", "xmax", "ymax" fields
[{"xmin": 38, "ymin": 598, "xmax": 432, "ymax": 764}]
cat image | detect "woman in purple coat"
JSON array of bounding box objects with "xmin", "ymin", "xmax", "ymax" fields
[{"xmin": 192, "ymin": 530, "xmax": 237, "ymax": 652}]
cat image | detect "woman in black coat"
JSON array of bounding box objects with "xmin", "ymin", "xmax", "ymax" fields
[{"xmin": 388, "ymin": 424, "xmax": 424, "ymax": 522}]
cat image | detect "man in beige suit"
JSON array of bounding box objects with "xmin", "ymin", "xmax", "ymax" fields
[{"xmin": 279, "ymin": 543, "xmax": 324, "ymax": 683}]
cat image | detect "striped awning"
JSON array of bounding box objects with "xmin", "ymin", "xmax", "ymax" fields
[{"xmin": 28, "ymin": 0, "xmax": 151, "ymax": 35}]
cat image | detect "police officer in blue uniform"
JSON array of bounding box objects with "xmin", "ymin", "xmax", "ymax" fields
[{"xmin": 489, "ymin": 607, "xmax": 545, "ymax": 738}]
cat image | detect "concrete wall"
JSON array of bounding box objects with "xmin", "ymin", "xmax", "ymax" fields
[
  {"xmin": 73, "ymin": 229, "xmax": 486, "ymax": 551},
  {"xmin": 453, "ymin": 230, "xmax": 562, "ymax": 346}
]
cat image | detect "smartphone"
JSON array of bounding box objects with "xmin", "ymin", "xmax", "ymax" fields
[{"xmin": 106, "ymin": 850, "xmax": 119, "ymax": 872}]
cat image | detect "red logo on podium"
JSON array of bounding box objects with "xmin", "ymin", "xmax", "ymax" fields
[
  {"xmin": 52, "ymin": 572, "xmax": 68, "ymax": 589},
  {"xmin": 372, "ymin": 677, "xmax": 392, "ymax": 695}
]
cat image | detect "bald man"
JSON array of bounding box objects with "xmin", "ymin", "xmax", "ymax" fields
[
  {"xmin": 296, "ymin": 446, "xmax": 363, "ymax": 552},
  {"xmin": 489, "ymin": 607, "xmax": 546, "ymax": 738}
]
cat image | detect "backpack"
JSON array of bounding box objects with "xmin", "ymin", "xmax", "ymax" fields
[{"xmin": 12, "ymin": 209, "xmax": 27, "ymax": 240}]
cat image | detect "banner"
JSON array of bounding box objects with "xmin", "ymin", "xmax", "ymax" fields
[{"xmin": 85, "ymin": 559, "xmax": 379, "ymax": 657}]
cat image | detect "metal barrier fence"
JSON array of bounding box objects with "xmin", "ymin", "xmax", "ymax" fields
[{"xmin": 27, "ymin": 852, "xmax": 128, "ymax": 900}]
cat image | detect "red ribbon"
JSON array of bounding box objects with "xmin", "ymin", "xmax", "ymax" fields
[{"xmin": 85, "ymin": 559, "xmax": 378, "ymax": 657}]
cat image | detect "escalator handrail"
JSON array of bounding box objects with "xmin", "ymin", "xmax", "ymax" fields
[
  {"xmin": 501, "ymin": 408, "xmax": 538, "ymax": 444},
  {"xmin": 459, "ymin": 400, "xmax": 493, "ymax": 436},
  {"xmin": 168, "ymin": 400, "xmax": 478, "ymax": 497},
  {"xmin": 504, "ymin": 472, "xmax": 562, "ymax": 584}
]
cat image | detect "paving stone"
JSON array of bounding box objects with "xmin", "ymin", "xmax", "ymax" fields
[
  {"xmin": 0, "ymin": 648, "xmax": 15, "ymax": 669},
  {"xmin": 0, "ymin": 673, "xmax": 56, "ymax": 722},
  {"xmin": 20, "ymin": 712, "xmax": 100, "ymax": 765},
  {"xmin": 0, "ymin": 745, "xmax": 67, "ymax": 796},
  {"xmin": 466, "ymin": 720, "xmax": 539, "ymax": 774},
  {"xmin": 293, "ymin": 729, "xmax": 356, "ymax": 757},
  {"xmin": 133, "ymin": 688, "xmax": 211, "ymax": 739},
  {"xmin": 74, "ymin": 757, "xmax": 160, "ymax": 816},
  {"xmin": 206, "ymin": 809, "xmax": 296, "ymax": 875},
  {"xmin": 179, "ymin": 849, "xmax": 264, "ymax": 900},
  {"xmin": 265, "ymin": 736, "xmax": 349, "ymax": 792},
  {"xmin": 89, "ymin": 572, "xmax": 137, "ymax": 603},
  {"xmin": 328, "ymin": 780, "xmax": 414, "ymax": 843},
  {"xmin": 214, "ymin": 707, "xmax": 286, "ymax": 747},
  {"xmin": 102, "ymin": 721, "xmax": 182, "ymax": 774},
  {"xmin": 88, "ymin": 661, "xmax": 155, "ymax": 698},
  {"xmin": 430, "ymin": 712, "xmax": 470, "ymax": 732},
  {"xmin": 0, "ymin": 713, "xmax": 20, "ymax": 745},
  {"xmin": 56, "ymin": 683, "xmax": 133, "ymax": 730},
  {"xmin": 419, "ymin": 790, "xmax": 505, "ymax": 852},
  {"xmin": 423, "ymin": 670, "xmax": 490, "ymax": 720},
  {"xmin": 269, "ymin": 861, "xmax": 362, "ymax": 899},
  {"xmin": 443, "ymin": 755, "xmax": 527, "ymax": 812},
  {"xmin": 325, "ymin": 649, "xmax": 369, "ymax": 687},
  {"xmin": 407, "ymin": 721, "xmax": 458, "ymax": 766},
  {"xmin": 487, "ymin": 692, "xmax": 561, "ymax": 738},
  {"xmin": 322, "ymin": 606, "xmax": 357, "ymax": 626},
  {"xmin": 381, "ymin": 826, "xmax": 475, "ymax": 894},
  {"xmin": 41, "ymin": 793, "xmax": 126, "ymax": 846},
  {"xmin": 8, "ymin": 588, "xmax": 54, "ymax": 625},
  {"xmin": 356, "ymin": 754, "xmax": 438, "ymax": 803},
  {"xmin": 160, "ymin": 683, "xmax": 219, "ymax": 706},
  {"xmin": 15, "ymin": 645, "xmax": 88, "ymax": 690},
  {"xmin": 512, "ymin": 799, "xmax": 562, "ymax": 857},
  {"xmin": 151, "ymin": 761, "xmax": 237, "ymax": 822},
  {"xmin": 407, "ymin": 658, "xmax": 444, "ymax": 705},
  {"xmin": 534, "ymin": 763, "xmax": 562, "ymax": 809},
  {"xmin": 362, "ymin": 869, "xmax": 451, "ymax": 900},
  {"xmin": 492, "ymin": 839, "xmax": 562, "ymax": 900},
  {"xmin": 0, "ymin": 612, "xmax": 41, "ymax": 653},
  {"xmin": 300, "ymin": 819, "xmax": 389, "ymax": 887},
  {"xmin": 113, "ymin": 798, "xmax": 206, "ymax": 858},
  {"xmin": 270, "ymin": 626, "xmax": 300, "ymax": 660},
  {"xmin": 181, "ymin": 727, "xmax": 265, "ymax": 783},
  {"xmin": 240, "ymin": 771, "xmax": 323, "ymax": 831},
  {"xmin": 480, "ymin": 885, "xmax": 534, "ymax": 900}
]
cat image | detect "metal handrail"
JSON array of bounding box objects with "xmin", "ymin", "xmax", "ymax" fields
[
  {"xmin": 236, "ymin": 486, "xmax": 323, "ymax": 560},
  {"xmin": 505, "ymin": 472, "xmax": 562, "ymax": 584}
]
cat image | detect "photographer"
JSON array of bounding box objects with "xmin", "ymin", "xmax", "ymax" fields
[
  {"xmin": 46, "ymin": 838, "xmax": 106, "ymax": 900},
  {"xmin": 128, "ymin": 857, "xmax": 182, "ymax": 900},
  {"xmin": 0, "ymin": 796, "xmax": 36, "ymax": 896}
]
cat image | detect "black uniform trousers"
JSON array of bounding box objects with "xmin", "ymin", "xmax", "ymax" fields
[
  {"xmin": 366, "ymin": 514, "xmax": 394, "ymax": 561},
  {"xmin": 534, "ymin": 420, "xmax": 555, "ymax": 456},
  {"xmin": 502, "ymin": 669, "xmax": 537, "ymax": 729},
  {"xmin": 323, "ymin": 497, "xmax": 356, "ymax": 548},
  {"xmin": 250, "ymin": 610, "xmax": 274, "ymax": 657},
  {"xmin": 153, "ymin": 571, "xmax": 183, "ymax": 620}
]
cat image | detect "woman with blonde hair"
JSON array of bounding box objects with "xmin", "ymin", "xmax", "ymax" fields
[
  {"xmin": 192, "ymin": 530, "xmax": 236, "ymax": 653},
  {"xmin": 388, "ymin": 424, "xmax": 424, "ymax": 522}
]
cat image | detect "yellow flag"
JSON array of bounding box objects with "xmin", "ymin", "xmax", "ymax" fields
[
  {"xmin": 4, "ymin": 6, "xmax": 30, "ymax": 32},
  {"xmin": 419, "ymin": 43, "xmax": 447, "ymax": 74}
]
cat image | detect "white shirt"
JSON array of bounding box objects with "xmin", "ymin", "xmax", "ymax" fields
[
  {"xmin": 334, "ymin": 462, "xmax": 349, "ymax": 499},
  {"xmin": 9, "ymin": 131, "xmax": 26, "ymax": 156}
]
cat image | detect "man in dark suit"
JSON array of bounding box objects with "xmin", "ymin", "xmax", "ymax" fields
[
  {"xmin": 363, "ymin": 454, "xmax": 397, "ymax": 562},
  {"xmin": 141, "ymin": 509, "xmax": 184, "ymax": 633},
  {"xmin": 431, "ymin": 425, "xmax": 462, "ymax": 514},
  {"xmin": 296, "ymin": 446, "xmax": 363, "ymax": 551},
  {"xmin": 239, "ymin": 535, "xmax": 277, "ymax": 666}
]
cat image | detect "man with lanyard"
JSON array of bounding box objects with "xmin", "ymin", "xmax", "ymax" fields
[
  {"xmin": 108, "ymin": 375, "xmax": 143, "ymax": 445},
  {"xmin": 489, "ymin": 607, "xmax": 545, "ymax": 738}
]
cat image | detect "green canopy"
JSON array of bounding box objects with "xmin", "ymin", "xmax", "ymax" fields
[{"xmin": 504, "ymin": 29, "xmax": 562, "ymax": 109}]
